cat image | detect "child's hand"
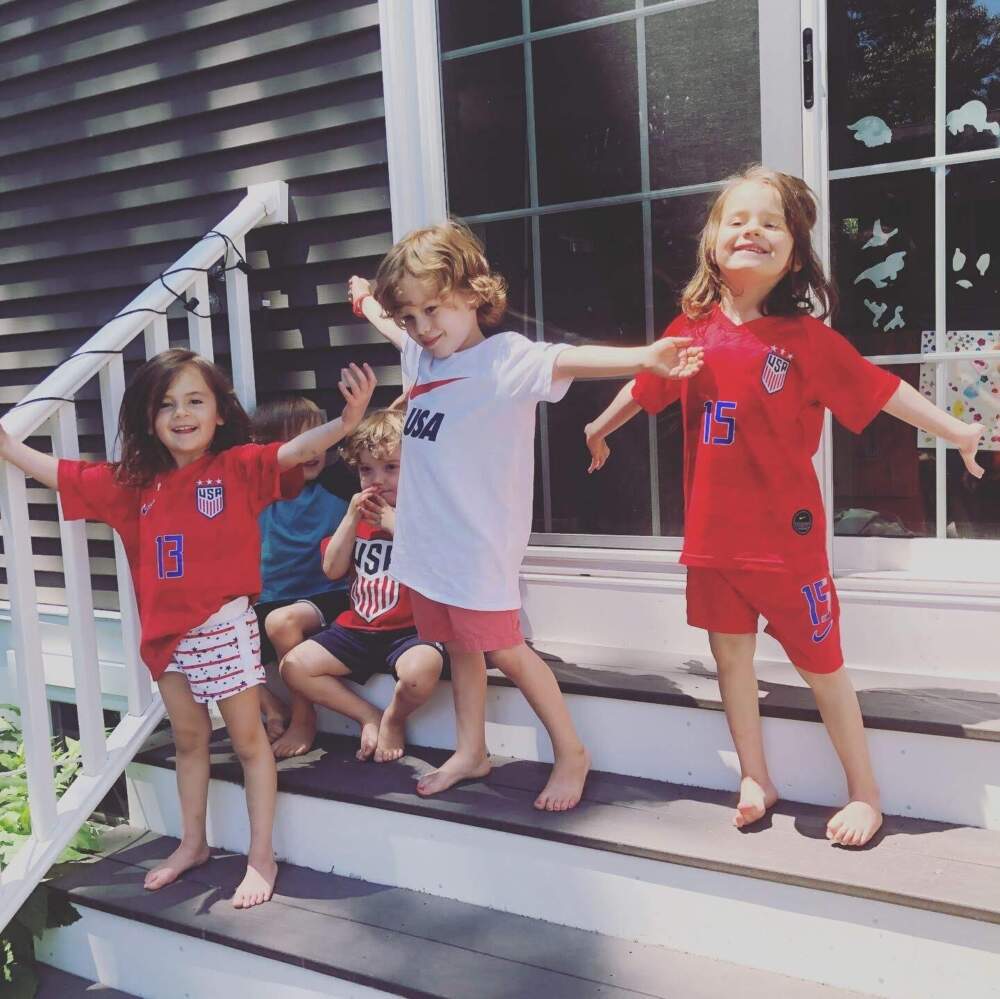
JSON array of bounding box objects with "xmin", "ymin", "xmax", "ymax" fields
[
  {"xmin": 348, "ymin": 276, "xmax": 372, "ymax": 317},
  {"xmin": 348, "ymin": 486, "xmax": 380, "ymax": 520},
  {"xmin": 957, "ymin": 421, "xmax": 985, "ymax": 479},
  {"xmin": 340, "ymin": 363, "xmax": 377, "ymax": 429},
  {"xmin": 584, "ymin": 424, "xmax": 610, "ymax": 473},
  {"xmin": 359, "ymin": 492, "xmax": 395, "ymax": 534},
  {"xmin": 641, "ymin": 338, "xmax": 704, "ymax": 380}
]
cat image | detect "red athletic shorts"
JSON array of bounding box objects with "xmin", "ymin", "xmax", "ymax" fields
[
  {"xmin": 686, "ymin": 566, "xmax": 843, "ymax": 674},
  {"xmin": 409, "ymin": 590, "xmax": 523, "ymax": 653}
]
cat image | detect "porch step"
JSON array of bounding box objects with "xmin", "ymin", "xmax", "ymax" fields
[
  {"xmin": 126, "ymin": 729, "xmax": 1000, "ymax": 998},
  {"xmin": 36, "ymin": 963, "xmax": 139, "ymax": 997},
  {"xmin": 37, "ymin": 826, "xmax": 865, "ymax": 999},
  {"xmin": 297, "ymin": 644, "xmax": 1000, "ymax": 828}
]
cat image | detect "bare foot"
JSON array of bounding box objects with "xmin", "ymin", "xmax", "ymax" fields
[
  {"xmin": 534, "ymin": 745, "xmax": 591, "ymax": 812},
  {"xmin": 416, "ymin": 752, "xmax": 491, "ymax": 796},
  {"xmin": 231, "ymin": 858, "xmax": 277, "ymax": 909},
  {"xmin": 827, "ymin": 797, "xmax": 883, "ymax": 847},
  {"xmin": 733, "ymin": 775, "xmax": 779, "ymax": 829},
  {"xmin": 374, "ymin": 708, "xmax": 406, "ymax": 763},
  {"xmin": 356, "ymin": 711, "xmax": 383, "ymax": 761},
  {"xmin": 144, "ymin": 841, "xmax": 210, "ymax": 891},
  {"xmin": 272, "ymin": 716, "xmax": 317, "ymax": 759},
  {"xmin": 259, "ymin": 688, "xmax": 290, "ymax": 742}
]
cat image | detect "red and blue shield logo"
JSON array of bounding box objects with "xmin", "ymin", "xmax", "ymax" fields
[
  {"xmin": 195, "ymin": 480, "xmax": 224, "ymax": 519},
  {"xmin": 761, "ymin": 350, "xmax": 790, "ymax": 394}
]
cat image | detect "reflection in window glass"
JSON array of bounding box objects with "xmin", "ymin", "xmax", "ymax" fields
[
  {"xmin": 828, "ymin": 1, "xmax": 935, "ymax": 170},
  {"xmin": 442, "ymin": 48, "xmax": 528, "ymax": 216},
  {"xmin": 533, "ymin": 22, "xmax": 640, "ymax": 203},
  {"xmin": 438, "ymin": 0, "xmax": 523, "ymax": 51},
  {"xmin": 946, "ymin": 160, "xmax": 1000, "ymax": 330},
  {"xmin": 645, "ymin": 0, "xmax": 761, "ymax": 190},
  {"xmin": 529, "ymin": 0, "xmax": 633, "ymax": 31},
  {"xmin": 470, "ymin": 218, "xmax": 535, "ymax": 341},
  {"xmin": 540, "ymin": 205, "xmax": 651, "ymax": 535},
  {"xmin": 830, "ymin": 170, "xmax": 933, "ymax": 356},
  {"xmin": 946, "ymin": 0, "xmax": 1000, "ymax": 154},
  {"xmin": 650, "ymin": 193, "xmax": 715, "ymax": 332},
  {"xmin": 833, "ymin": 366, "xmax": 935, "ymax": 538}
]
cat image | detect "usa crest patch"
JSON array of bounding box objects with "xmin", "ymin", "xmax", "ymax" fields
[
  {"xmin": 195, "ymin": 479, "xmax": 224, "ymax": 519},
  {"xmin": 761, "ymin": 347, "xmax": 793, "ymax": 394}
]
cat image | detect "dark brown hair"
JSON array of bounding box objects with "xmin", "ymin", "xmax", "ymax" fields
[
  {"xmin": 373, "ymin": 219, "xmax": 508, "ymax": 327},
  {"xmin": 251, "ymin": 396, "xmax": 323, "ymax": 445},
  {"xmin": 680, "ymin": 166, "xmax": 837, "ymax": 321},
  {"xmin": 115, "ymin": 349, "xmax": 251, "ymax": 487}
]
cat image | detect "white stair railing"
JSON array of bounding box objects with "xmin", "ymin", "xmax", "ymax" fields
[{"xmin": 0, "ymin": 181, "xmax": 288, "ymax": 929}]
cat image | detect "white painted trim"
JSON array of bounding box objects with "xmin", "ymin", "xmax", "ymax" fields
[
  {"xmin": 377, "ymin": 0, "xmax": 447, "ymax": 237},
  {"xmin": 40, "ymin": 908, "xmax": 392, "ymax": 999},
  {"xmin": 758, "ymin": 0, "xmax": 803, "ymax": 177}
]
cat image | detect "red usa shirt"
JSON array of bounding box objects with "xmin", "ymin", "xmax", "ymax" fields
[
  {"xmin": 322, "ymin": 520, "xmax": 415, "ymax": 631},
  {"xmin": 632, "ymin": 308, "xmax": 900, "ymax": 572},
  {"xmin": 57, "ymin": 443, "xmax": 303, "ymax": 678}
]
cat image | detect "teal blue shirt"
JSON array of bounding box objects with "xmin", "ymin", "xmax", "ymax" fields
[{"xmin": 258, "ymin": 477, "xmax": 349, "ymax": 602}]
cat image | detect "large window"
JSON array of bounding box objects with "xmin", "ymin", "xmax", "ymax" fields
[
  {"xmin": 826, "ymin": 0, "xmax": 1000, "ymax": 549},
  {"xmin": 437, "ymin": 0, "xmax": 772, "ymax": 545}
]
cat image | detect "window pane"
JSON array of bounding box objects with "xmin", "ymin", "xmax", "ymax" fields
[
  {"xmin": 539, "ymin": 204, "xmax": 652, "ymax": 534},
  {"xmin": 650, "ymin": 192, "xmax": 715, "ymax": 332},
  {"xmin": 830, "ymin": 169, "xmax": 934, "ymax": 356},
  {"xmin": 530, "ymin": 0, "xmax": 633, "ymax": 31},
  {"xmin": 834, "ymin": 365, "xmax": 935, "ymax": 538},
  {"xmin": 470, "ymin": 218, "xmax": 535, "ymax": 340},
  {"xmin": 646, "ymin": 0, "xmax": 761, "ymax": 190},
  {"xmin": 828, "ymin": 1, "xmax": 935, "ymax": 170},
  {"xmin": 534, "ymin": 22, "xmax": 640, "ymax": 203},
  {"xmin": 438, "ymin": 0, "xmax": 523, "ymax": 51},
  {"xmin": 442, "ymin": 48, "xmax": 528, "ymax": 216},
  {"xmin": 946, "ymin": 160, "xmax": 1000, "ymax": 330},
  {"xmin": 946, "ymin": 0, "xmax": 1000, "ymax": 155}
]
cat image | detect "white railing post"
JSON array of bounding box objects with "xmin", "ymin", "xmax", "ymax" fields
[
  {"xmin": 0, "ymin": 466, "xmax": 58, "ymax": 840},
  {"xmin": 98, "ymin": 356, "xmax": 152, "ymax": 716},
  {"xmin": 188, "ymin": 273, "xmax": 214, "ymax": 361},
  {"xmin": 225, "ymin": 233, "xmax": 255, "ymax": 411},
  {"xmin": 52, "ymin": 404, "xmax": 108, "ymax": 777},
  {"xmin": 144, "ymin": 314, "xmax": 170, "ymax": 358}
]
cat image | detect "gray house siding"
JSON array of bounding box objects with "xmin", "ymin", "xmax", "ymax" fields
[{"xmin": 0, "ymin": 0, "xmax": 396, "ymax": 610}]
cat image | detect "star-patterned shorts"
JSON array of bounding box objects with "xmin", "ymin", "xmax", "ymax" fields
[{"xmin": 164, "ymin": 597, "xmax": 264, "ymax": 704}]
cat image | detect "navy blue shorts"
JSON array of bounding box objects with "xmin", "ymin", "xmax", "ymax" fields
[{"xmin": 309, "ymin": 623, "xmax": 448, "ymax": 685}]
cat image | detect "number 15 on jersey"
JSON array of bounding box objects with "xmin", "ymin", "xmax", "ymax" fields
[{"xmin": 702, "ymin": 400, "xmax": 737, "ymax": 446}]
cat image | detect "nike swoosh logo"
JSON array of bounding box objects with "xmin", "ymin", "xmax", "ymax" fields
[
  {"xmin": 811, "ymin": 621, "xmax": 834, "ymax": 643},
  {"xmin": 408, "ymin": 377, "xmax": 469, "ymax": 400}
]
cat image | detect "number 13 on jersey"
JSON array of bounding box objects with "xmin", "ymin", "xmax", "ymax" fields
[{"xmin": 702, "ymin": 400, "xmax": 737, "ymax": 446}]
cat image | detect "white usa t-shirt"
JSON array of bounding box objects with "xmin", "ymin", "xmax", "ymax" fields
[{"xmin": 391, "ymin": 331, "xmax": 572, "ymax": 610}]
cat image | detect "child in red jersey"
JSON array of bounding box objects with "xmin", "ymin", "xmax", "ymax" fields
[
  {"xmin": 586, "ymin": 167, "xmax": 983, "ymax": 848},
  {"xmin": 0, "ymin": 349, "xmax": 375, "ymax": 906},
  {"xmin": 280, "ymin": 409, "xmax": 448, "ymax": 763}
]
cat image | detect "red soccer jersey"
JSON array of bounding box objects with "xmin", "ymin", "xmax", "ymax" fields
[
  {"xmin": 57, "ymin": 442, "xmax": 303, "ymax": 678},
  {"xmin": 322, "ymin": 520, "xmax": 415, "ymax": 631},
  {"xmin": 632, "ymin": 308, "xmax": 900, "ymax": 572}
]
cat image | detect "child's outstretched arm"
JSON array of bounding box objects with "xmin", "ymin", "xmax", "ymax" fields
[
  {"xmin": 583, "ymin": 380, "xmax": 643, "ymax": 473},
  {"xmin": 277, "ymin": 363, "xmax": 377, "ymax": 471},
  {"xmin": 321, "ymin": 488, "xmax": 372, "ymax": 580},
  {"xmin": 553, "ymin": 338, "xmax": 703, "ymax": 381},
  {"xmin": 349, "ymin": 276, "xmax": 405, "ymax": 352},
  {"xmin": 0, "ymin": 424, "xmax": 59, "ymax": 489},
  {"xmin": 882, "ymin": 380, "xmax": 984, "ymax": 478}
]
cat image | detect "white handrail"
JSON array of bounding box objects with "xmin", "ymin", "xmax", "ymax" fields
[{"xmin": 0, "ymin": 180, "xmax": 288, "ymax": 931}]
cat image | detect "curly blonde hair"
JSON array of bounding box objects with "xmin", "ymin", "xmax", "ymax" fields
[
  {"xmin": 681, "ymin": 166, "xmax": 836, "ymax": 321},
  {"xmin": 339, "ymin": 409, "xmax": 403, "ymax": 466},
  {"xmin": 373, "ymin": 219, "xmax": 508, "ymax": 327}
]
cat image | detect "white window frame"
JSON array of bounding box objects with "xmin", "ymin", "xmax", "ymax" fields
[{"xmin": 803, "ymin": 0, "xmax": 1000, "ymax": 585}]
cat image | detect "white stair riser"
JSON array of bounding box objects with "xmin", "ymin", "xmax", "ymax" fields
[
  {"xmin": 126, "ymin": 766, "xmax": 1000, "ymax": 999},
  {"xmin": 37, "ymin": 907, "xmax": 393, "ymax": 999},
  {"xmin": 305, "ymin": 674, "xmax": 1000, "ymax": 830},
  {"xmin": 520, "ymin": 573, "xmax": 1000, "ymax": 680}
]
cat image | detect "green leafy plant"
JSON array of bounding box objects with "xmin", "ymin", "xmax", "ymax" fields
[{"xmin": 0, "ymin": 704, "xmax": 103, "ymax": 998}]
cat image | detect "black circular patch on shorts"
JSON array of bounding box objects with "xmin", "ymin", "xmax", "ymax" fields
[{"xmin": 792, "ymin": 509, "xmax": 813, "ymax": 535}]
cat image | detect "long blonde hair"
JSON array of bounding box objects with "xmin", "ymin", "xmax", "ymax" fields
[{"xmin": 681, "ymin": 166, "xmax": 836, "ymax": 321}]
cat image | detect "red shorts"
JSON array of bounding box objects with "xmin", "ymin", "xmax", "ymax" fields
[
  {"xmin": 686, "ymin": 566, "xmax": 843, "ymax": 674},
  {"xmin": 409, "ymin": 590, "xmax": 523, "ymax": 653}
]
